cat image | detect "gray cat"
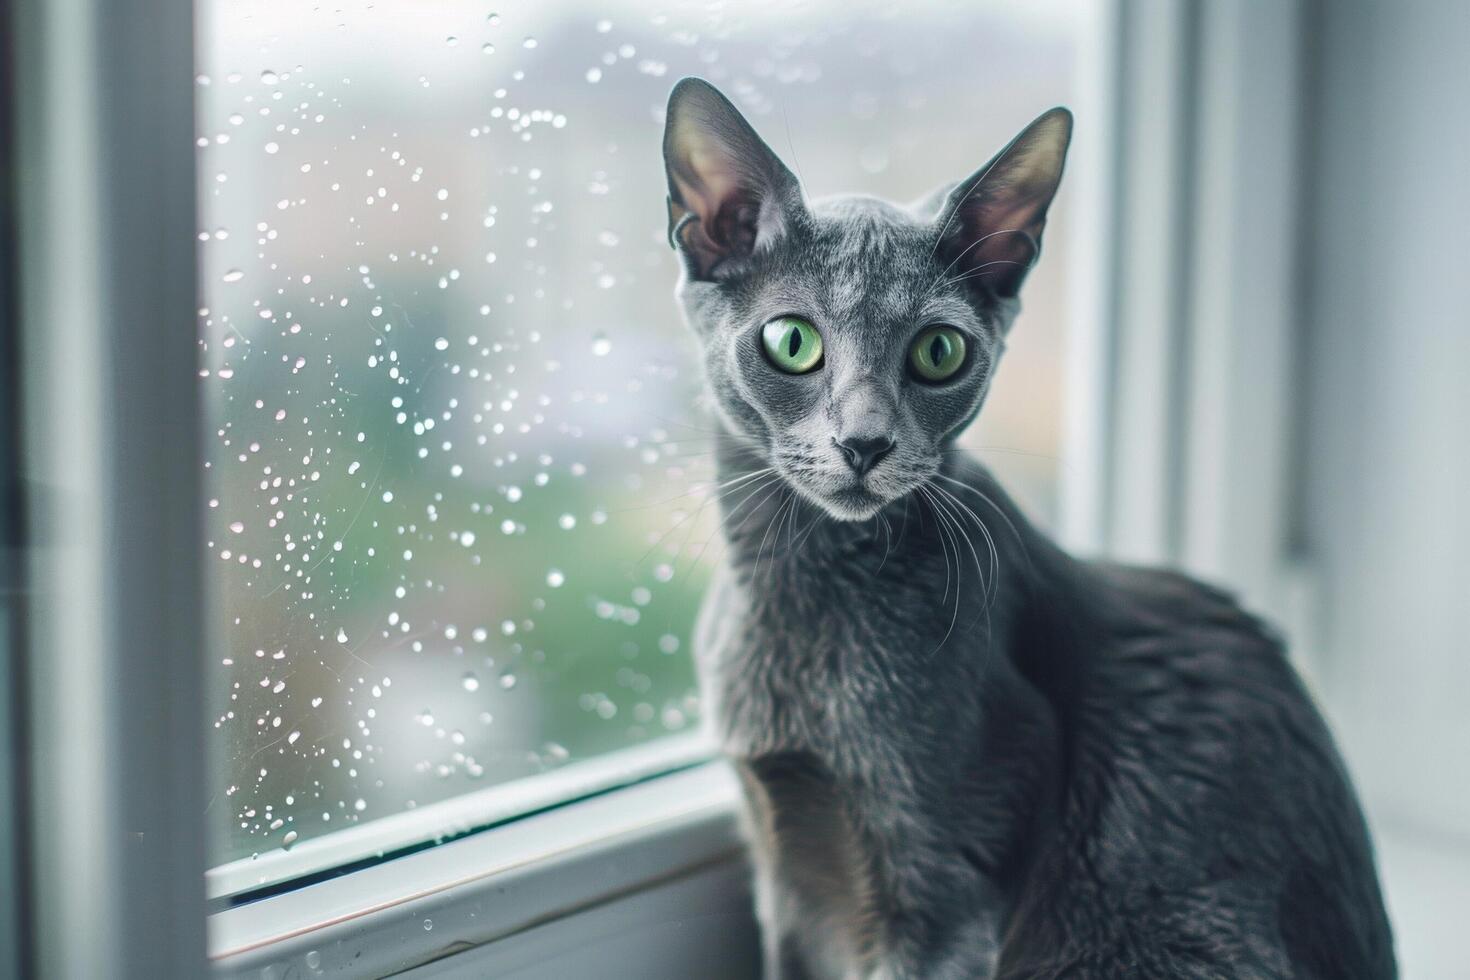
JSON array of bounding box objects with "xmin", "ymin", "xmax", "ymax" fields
[{"xmin": 661, "ymin": 78, "xmax": 1394, "ymax": 980}]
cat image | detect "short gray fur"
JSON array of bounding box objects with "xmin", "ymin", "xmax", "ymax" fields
[{"xmin": 662, "ymin": 78, "xmax": 1393, "ymax": 979}]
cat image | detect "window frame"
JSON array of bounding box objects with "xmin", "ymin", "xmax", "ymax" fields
[
  {"xmin": 1084, "ymin": 0, "xmax": 1311, "ymax": 641},
  {"xmin": 210, "ymin": 760, "xmax": 755, "ymax": 978},
  {"xmin": 206, "ymin": 734, "xmax": 713, "ymax": 903},
  {"xmin": 1, "ymin": 0, "xmax": 29, "ymax": 966},
  {"xmin": 5, "ymin": 0, "xmax": 1314, "ymax": 975},
  {"xmin": 9, "ymin": 0, "xmax": 206, "ymax": 976}
]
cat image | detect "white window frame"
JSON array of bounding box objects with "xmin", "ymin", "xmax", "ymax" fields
[
  {"xmin": 10, "ymin": 0, "xmax": 206, "ymax": 977},
  {"xmin": 1075, "ymin": 0, "xmax": 1313, "ymax": 663},
  {"xmin": 5, "ymin": 0, "xmax": 1312, "ymax": 976}
]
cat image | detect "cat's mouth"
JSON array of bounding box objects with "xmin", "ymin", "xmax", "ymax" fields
[
  {"xmin": 777, "ymin": 465, "xmax": 912, "ymax": 521},
  {"xmin": 823, "ymin": 485, "xmax": 890, "ymax": 521},
  {"xmin": 771, "ymin": 447, "xmax": 934, "ymax": 521}
]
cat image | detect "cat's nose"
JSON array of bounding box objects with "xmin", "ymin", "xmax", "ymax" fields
[{"xmin": 833, "ymin": 434, "xmax": 895, "ymax": 476}]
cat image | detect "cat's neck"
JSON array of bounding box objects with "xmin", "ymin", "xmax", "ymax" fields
[{"xmin": 709, "ymin": 426, "xmax": 1097, "ymax": 712}]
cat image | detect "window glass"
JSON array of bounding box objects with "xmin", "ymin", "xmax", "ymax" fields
[{"xmin": 199, "ymin": 0, "xmax": 1083, "ymax": 869}]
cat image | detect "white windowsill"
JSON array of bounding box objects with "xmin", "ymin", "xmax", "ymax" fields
[
  {"xmin": 208, "ymin": 733, "xmax": 715, "ymax": 902},
  {"xmin": 209, "ymin": 756, "xmax": 753, "ymax": 978}
]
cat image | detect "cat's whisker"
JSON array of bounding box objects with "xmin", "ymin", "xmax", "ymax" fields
[
  {"xmin": 777, "ymin": 493, "xmax": 804, "ymax": 570},
  {"xmin": 929, "ymin": 481, "xmax": 1001, "ymax": 621},
  {"xmin": 679, "ymin": 475, "xmax": 787, "ymax": 585},
  {"xmin": 725, "ymin": 476, "xmax": 789, "ymax": 544},
  {"xmin": 614, "ymin": 465, "xmax": 774, "ymax": 515},
  {"xmin": 934, "ymin": 257, "xmax": 1030, "ymax": 294},
  {"xmin": 634, "ymin": 490, "xmax": 717, "ymax": 569},
  {"xmin": 798, "ymin": 509, "xmax": 825, "ymax": 552},
  {"xmin": 933, "ymin": 473, "xmax": 1034, "ymax": 577},
  {"xmin": 913, "ymin": 487, "xmax": 946, "ymax": 603},
  {"xmin": 918, "ymin": 485, "xmax": 965, "ymax": 657},
  {"xmin": 918, "ymin": 486, "xmax": 957, "ymax": 606},
  {"xmin": 647, "ymin": 413, "xmax": 728, "ymax": 438},
  {"xmin": 941, "ymin": 445, "xmax": 1059, "ymax": 462},
  {"xmin": 875, "ymin": 510, "xmax": 895, "ymax": 575},
  {"xmin": 754, "ymin": 490, "xmax": 793, "ymax": 586},
  {"xmin": 642, "ymin": 471, "xmax": 778, "ymax": 570},
  {"xmin": 928, "ymin": 483, "xmax": 995, "ymax": 647},
  {"xmin": 924, "ymin": 226, "xmax": 1033, "ymax": 299},
  {"xmin": 926, "ymin": 484, "xmax": 986, "ymax": 602},
  {"xmin": 928, "ymin": 483, "xmax": 991, "ymax": 602}
]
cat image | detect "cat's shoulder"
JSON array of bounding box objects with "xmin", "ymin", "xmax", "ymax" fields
[{"xmin": 1085, "ymin": 560, "xmax": 1292, "ymax": 687}]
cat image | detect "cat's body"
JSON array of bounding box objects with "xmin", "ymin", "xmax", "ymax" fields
[
  {"xmin": 661, "ymin": 78, "xmax": 1394, "ymax": 978},
  {"xmin": 698, "ymin": 444, "xmax": 1392, "ymax": 979}
]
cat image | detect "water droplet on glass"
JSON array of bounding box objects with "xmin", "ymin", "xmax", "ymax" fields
[
  {"xmin": 260, "ymin": 70, "xmax": 279, "ymax": 85},
  {"xmin": 445, "ymin": 35, "xmax": 458, "ymax": 46},
  {"xmin": 481, "ymin": 43, "xmax": 495, "ymax": 55},
  {"xmin": 228, "ymin": 521, "xmax": 245, "ymax": 534},
  {"xmin": 522, "ymin": 36, "xmax": 537, "ymax": 49},
  {"xmin": 434, "ymin": 337, "xmax": 449, "ymax": 351},
  {"xmin": 546, "ymin": 569, "xmax": 564, "ymax": 588},
  {"xmin": 461, "ymin": 673, "xmax": 480, "ymax": 692},
  {"xmin": 336, "ymin": 628, "xmax": 348, "ymax": 644},
  {"xmin": 423, "ymin": 918, "xmax": 433, "ymax": 931},
  {"xmin": 282, "ymin": 829, "xmax": 299, "ymax": 849},
  {"xmin": 264, "ymin": 141, "xmax": 279, "ymax": 154},
  {"xmin": 222, "ymin": 269, "xmax": 245, "ymax": 283},
  {"xmin": 558, "ymin": 513, "xmax": 576, "ymax": 530},
  {"xmin": 304, "ymin": 950, "xmax": 321, "ymax": 971},
  {"xmin": 499, "ymin": 672, "xmax": 517, "ymax": 690},
  {"xmin": 585, "ymin": 68, "xmax": 602, "ymax": 84},
  {"xmin": 591, "ymin": 333, "xmax": 612, "ymax": 356}
]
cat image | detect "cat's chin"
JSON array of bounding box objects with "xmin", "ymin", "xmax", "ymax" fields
[{"xmin": 819, "ymin": 486, "xmax": 891, "ymax": 522}]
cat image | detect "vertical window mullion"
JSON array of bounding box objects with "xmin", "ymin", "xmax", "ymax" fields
[{"xmin": 11, "ymin": 0, "xmax": 205, "ymax": 976}]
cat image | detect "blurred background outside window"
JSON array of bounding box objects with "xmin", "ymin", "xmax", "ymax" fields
[{"xmin": 196, "ymin": 0, "xmax": 1087, "ymax": 871}]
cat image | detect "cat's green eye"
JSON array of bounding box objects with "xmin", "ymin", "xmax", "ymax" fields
[
  {"xmin": 908, "ymin": 325, "xmax": 967, "ymax": 383},
  {"xmin": 761, "ymin": 316, "xmax": 824, "ymax": 374}
]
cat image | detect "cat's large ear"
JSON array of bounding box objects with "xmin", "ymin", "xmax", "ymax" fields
[
  {"xmin": 933, "ymin": 107, "xmax": 1072, "ymax": 299},
  {"xmin": 663, "ymin": 78, "xmax": 804, "ymax": 280}
]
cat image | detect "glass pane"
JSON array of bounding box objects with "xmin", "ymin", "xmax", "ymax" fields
[{"xmin": 198, "ymin": 0, "xmax": 1084, "ymax": 871}]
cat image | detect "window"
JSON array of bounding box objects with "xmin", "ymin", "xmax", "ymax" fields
[
  {"xmin": 197, "ymin": 0, "xmax": 1087, "ymax": 891},
  {"xmin": 10, "ymin": 1, "xmax": 1462, "ymax": 975}
]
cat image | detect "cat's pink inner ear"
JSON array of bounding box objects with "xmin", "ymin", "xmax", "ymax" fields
[
  {"xmin": 662, "ymin": 79, "xmax": 800, "ymax": 277},
  {"xmin": 941, "ymin": 108, "xmax": 1072, "ymax": 297},
  {"xmin": 667, "ymin": 137, "xmax": 751, "ymax": 270},
  {"xmin": 671, "ymin": 138, "xmax": 741, "ymax": 223}
]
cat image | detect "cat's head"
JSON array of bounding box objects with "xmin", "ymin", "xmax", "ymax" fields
[{"xmin": 662, "ymin": 78, "xmax": 1070, "ymax": 521}]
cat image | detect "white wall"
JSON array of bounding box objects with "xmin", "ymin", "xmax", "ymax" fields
[
  {"xmin": 1302, "ymin": 0, "xmax": 1470, "ymax": 839},
  {"xmin": 1301, "ymin": 2, "xmax": 1470, "ymax": 975}
]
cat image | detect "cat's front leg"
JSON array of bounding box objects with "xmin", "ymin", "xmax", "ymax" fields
[{"xmin": 748, "ymin": 858, "xmax": 816, "ymax": 979}]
